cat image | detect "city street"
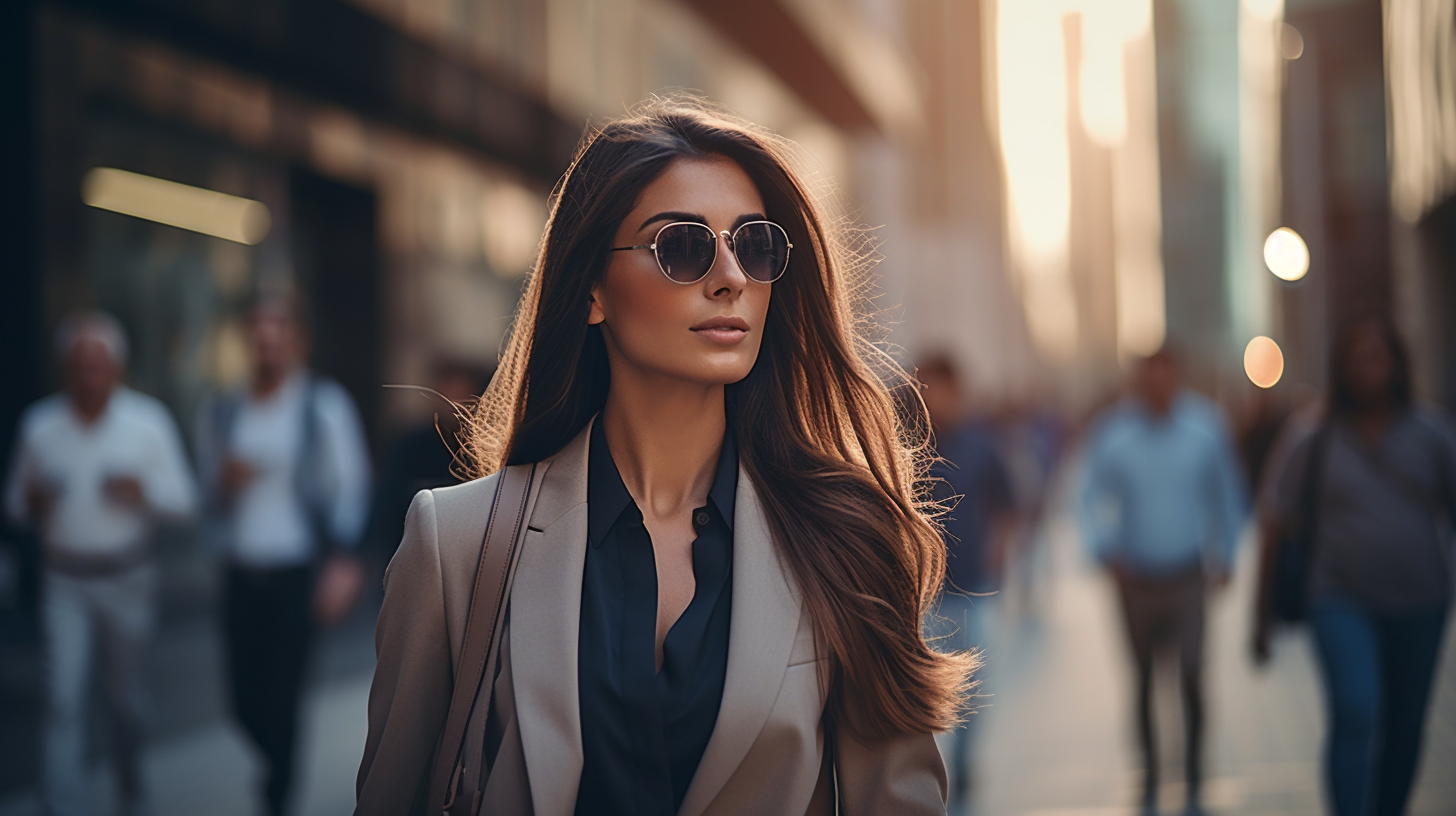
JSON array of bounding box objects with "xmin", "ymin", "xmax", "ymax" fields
[
  {"xmin": 960, "ymin": 472, "xmax": 1456, "ymax": 816},
  {"xmin": 2, "ymin": 470, "xmax": 1454, "ymax": 816},
  {"xmin": 3, "ymin": 1, "xmax": 1453, "ymax": 815}
]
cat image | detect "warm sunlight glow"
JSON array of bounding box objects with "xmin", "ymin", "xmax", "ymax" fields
[
  {"xmin": 1242, "ymin": 0, "xmax": 1285, "ymax": 23},
  {"xmin": 998, "ymin": 0, "xmax": 1072, "ymax": 272},
  {"xmin": 1076, "ymin": 0, "xmax": 1151, "ymax": 147},
  {"xmin": 997, "ymin": 0, "xmax": 1162, "ymax": 363}
]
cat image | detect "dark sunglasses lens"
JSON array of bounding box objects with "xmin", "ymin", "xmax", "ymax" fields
[
  {"xmin": 655, "ymin": 224, "xmax": 716, "ymax": 282},
  {"xmin": 733, "ymin": 223, "xmax": 789, "ymax": 282}
]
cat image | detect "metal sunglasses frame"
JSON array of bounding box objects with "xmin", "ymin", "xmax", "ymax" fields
[{"xmin": 609, "ymin": 220, "xmax": 793, "ymax": 284}]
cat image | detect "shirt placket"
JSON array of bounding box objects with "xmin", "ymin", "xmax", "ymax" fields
[{"xmin": 616, "ymin": 505, "xmax": 676, "ymax": 815}]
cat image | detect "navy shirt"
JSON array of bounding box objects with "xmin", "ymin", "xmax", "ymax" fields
[{"xmin": 574, "ymin": 420, "xmax": 736, "ymax": 816}]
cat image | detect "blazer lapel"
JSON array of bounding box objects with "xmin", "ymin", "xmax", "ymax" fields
[
  {"xmin": 678, "ymin": 467, "xmax": 805, "ymax": 816},
  {"xmin": 510, "ymin": 422, "xmax": 592, "ymax": 816}
]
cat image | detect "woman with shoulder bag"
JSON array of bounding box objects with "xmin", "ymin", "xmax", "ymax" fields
[
  {"xmin": 1253, "ymin": 317, "xmax": 1456, "ymax": 816},
  {"xmin": 355, "ymin": 97, "xmax": 973, "ymax": 816}
]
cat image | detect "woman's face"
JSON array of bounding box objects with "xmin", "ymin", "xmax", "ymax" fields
[
  {"xmin": 589, "ymin": 156, "xmax": 773, "ymax": 389},
  {"xmin": 1343, "ymin": 323, "xmax": 1395, "ymax": 405}
]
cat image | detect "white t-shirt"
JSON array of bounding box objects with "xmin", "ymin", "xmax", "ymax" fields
[
  {"xmin": 197, "ymin": 371, "xmax": 371, "ymax": 568},
  {"xmin": 4, "ymin": 388, "xmax": 197, "ymax": 557}
]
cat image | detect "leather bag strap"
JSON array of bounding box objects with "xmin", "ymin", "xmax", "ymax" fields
[{"xmin": 429, "ymin": 462, "xmax": 536, "ymax": 814}]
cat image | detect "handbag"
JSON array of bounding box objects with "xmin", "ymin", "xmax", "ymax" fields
[
  {"xmin": 1269, "ymin": 426, "xmax": 1329, "ymax": 623},
  {"xmin": 428, "ymin": 462, "xmax": 537, "ymax": 815}
]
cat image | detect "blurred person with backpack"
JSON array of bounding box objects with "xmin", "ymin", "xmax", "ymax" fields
[{"xmin": 196, "ymin": 293, "xmax": 371, "ymax": 816}]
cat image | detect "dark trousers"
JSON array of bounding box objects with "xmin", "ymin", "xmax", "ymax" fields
[
  {"xmin": 225, "ymin": 565, "xmax": 315, "ymax": 816},
  {"xmin": 1310, "ymin": 597, "xmax": 1448, "ymax": 816},
  {"xmin": 1113, "ymin": 567, "xmax": 1207, "ymax": 806}
]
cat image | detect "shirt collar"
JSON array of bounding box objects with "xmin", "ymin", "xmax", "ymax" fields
[
  {"xmin": 1130, "ymin": 389, "xmax": 1192, "ymax": 424},
  {"xmin": 587, "ymin": 417, "xmax": 738, "ymax": 549}
]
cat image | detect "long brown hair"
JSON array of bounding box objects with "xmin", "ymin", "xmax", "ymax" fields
[{"xmin": 466, "ymin": 96, "xmax": 973, "ymax": 739}]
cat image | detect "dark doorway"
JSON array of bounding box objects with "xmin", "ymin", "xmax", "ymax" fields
[{"xmin": 289, "ymin": 167, "xmax": 384, "ymax": 453}]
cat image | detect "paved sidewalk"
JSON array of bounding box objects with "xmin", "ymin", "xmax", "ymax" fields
[
  {"xmin": 955, "ymin": 492, "xmax": 1456, "ymax": 816},
  {"xmin": 0, "ymin": 673, "xmax": 371, "ymax": 816},
  {"xmin": 0, "ymin": 588, "xmax": 379, "ymax": 816}
]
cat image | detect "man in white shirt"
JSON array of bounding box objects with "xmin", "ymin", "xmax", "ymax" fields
[
  {"xmin": 4, "ymin": 312, "xmax": 198, "ymax": 816},
  {"xmin": 195, "ymin": 294, "xmax": 369, "ymax": 816}
]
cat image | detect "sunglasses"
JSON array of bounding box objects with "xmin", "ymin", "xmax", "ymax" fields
[{"xmin": 611, "ymin": 220, "xmax": 793, "ymax": 284}]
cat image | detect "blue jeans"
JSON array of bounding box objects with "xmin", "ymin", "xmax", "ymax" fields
[{"xmin": 1309, "ymin": 597, "xmax": 1448, "ymax": 816}]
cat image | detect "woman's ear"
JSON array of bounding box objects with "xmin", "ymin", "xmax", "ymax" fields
[{"xmin": 587, "ymin": 287, "xmax": 606, "ymax": 325}]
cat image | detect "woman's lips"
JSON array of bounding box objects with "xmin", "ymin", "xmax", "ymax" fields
[
  {"xmin": 693, "ymin": 327, "xmax": 748, "ymax": 345},
  {"xmin": 691, "ymin": 316, "xmax": 751, "ymax": 345}
]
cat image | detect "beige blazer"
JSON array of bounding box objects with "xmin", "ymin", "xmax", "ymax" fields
[{"xmin": 355, "ymin": 421, "xmax": 947, "ymax": 815}]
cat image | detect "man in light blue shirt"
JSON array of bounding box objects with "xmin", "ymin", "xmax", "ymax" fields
[{"xmin": 1078, "ymin": 349, "xmax": 1248, "ymax": 816}]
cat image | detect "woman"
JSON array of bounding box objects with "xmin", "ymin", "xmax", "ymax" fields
[
  {"xmin": 1254, "ymin": 318, "xmax": 1455, "ymax": 816},
  {"xmin": 356, "ymin": 98, "xmax": 972, "ymax": 815}
]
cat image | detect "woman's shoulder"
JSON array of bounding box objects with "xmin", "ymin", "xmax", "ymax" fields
[
  {"xmin": 429, "ymin": 469, "xmax": 503, "ymax": 513},
  {"xmin": 1406, "ymin": 406, "xmax": 1455, "ymax": 437},
  {"xmin": 411, "ymin": 471, "xmax": 505, "ymax": 571}
]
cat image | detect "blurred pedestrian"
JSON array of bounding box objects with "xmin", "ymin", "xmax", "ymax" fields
[
  {"xmin": 361, "ymin": 359, "xmax": 493, "ymax": 567},
  {"xmin": 4, "ymin": 311, "xmax": 197, "ymax": 816},
  {"xmin": 1078, "ymin": 348, "xmax": 1248, "ymax": 816},
  {"xmin": 1253, "ymin": 317, "xmax": 1454, "ymax": 816},
  {"xmin": 196, "ymin": 293, "xmax": 371, "ymax": 816},
  {"xmin": 1000, "ymin": 396, "xmax": 1067, "ymax": 622},
  {"xmin": 918, "ymin": 353, "xmax": 1014, "ymax": 805}
]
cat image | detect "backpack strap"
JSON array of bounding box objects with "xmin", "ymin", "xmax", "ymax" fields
[
  {"xmin": 293, "ymin": 375, "xmax": 335, "ymax": 555},
  {"xmin": 202, "ymin": 391, "xmax": 244, "ymax": 520},
  {"xmin": 429, "ymin": 462, "xmax": 537, "ymax": 815}
]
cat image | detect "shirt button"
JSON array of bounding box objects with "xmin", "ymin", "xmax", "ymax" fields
[{"xmin": 694, "ymin": 511, "xmax": 711, "ymax": 528}]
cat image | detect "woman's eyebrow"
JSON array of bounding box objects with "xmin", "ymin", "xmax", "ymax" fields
[
  {"xmin": 636, "ymin": 211, "xmax": 770, "ymax": 232},
  {"xmin": 638, "ymin": 211, "xmax": 704, "ymax": 231}
]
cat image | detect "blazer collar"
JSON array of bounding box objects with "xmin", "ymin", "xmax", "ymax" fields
[
  {"xmin": 678, "ymin": 465, "xmax": 804, "ymax": 816},
  {"xmin": 510, "ymin": 417, "xmax": 804, "ymax": 816},
  {"xmin": 510, "ymin": 420, "xmax": 591, "ymax": 816}
]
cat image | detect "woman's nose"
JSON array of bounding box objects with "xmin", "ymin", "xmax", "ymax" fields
[{"xmin": 710, "ymin": 230, "xmax": 747, "ymax": 291}]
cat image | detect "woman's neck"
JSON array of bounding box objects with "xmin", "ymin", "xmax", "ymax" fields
[
  {"xmin": 600, "ymin": 376, "xmax": 726, "ymax": 519},
  {"xmin": 1350, "ymin": 401, "xmax": 1396, "ymax": 445},
  {"xmin": 252, "ymin": 363, "xmax": 300, "ymax": 400}
]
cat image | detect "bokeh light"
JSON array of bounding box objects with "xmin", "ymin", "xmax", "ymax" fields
[
  {"xmin": 1263, "ymin": 226, "xmax": 1310, "ymax": 281},
  {"xmin": 1244, "ymin": 335, "xmax": 1285, "ymax": 388},
  {"xmin": 1279, "ymin": 22, "xmax": 1305, "ymax": 60}
]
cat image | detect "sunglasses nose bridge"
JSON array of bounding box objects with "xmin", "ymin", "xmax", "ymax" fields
[{"xmin": 704, "ymin": 228, "xmax": 750, "ymax": 288}]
